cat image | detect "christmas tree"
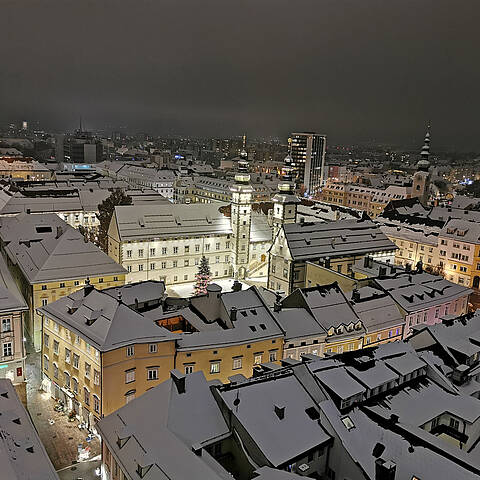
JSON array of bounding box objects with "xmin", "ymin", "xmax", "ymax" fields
[{"xmin": 194, "ymin": 256, "xmax": 211, "ymax": 295}]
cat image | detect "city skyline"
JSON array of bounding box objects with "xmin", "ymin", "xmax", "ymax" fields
[{"xmin": 1, "ymin": 0, "xmax": 480, "ymax": 148}]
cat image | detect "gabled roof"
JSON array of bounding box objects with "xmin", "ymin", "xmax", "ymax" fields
[
  {"xmin": 96, "ymin": 372, "xmax": 229, "ymax": 480},
  {"xmin": 0, "ymin": 213, "xmax": 125, "ymax": 283},
  {"xmin": 282, "ymin": 283, "xmax": 361, "ymax": 331},
  {"xmin": 374, "ymin": 271, "xmax": 471, "ymax": 313},
  {"xmin": 0, "ymin": 379, "xmax": 59, "ymax": 479},
  {"xmin": 219, "ymin": 373, "xmax": 331, "ymax": 467},
  {"xmin": 38, "ymin": 286, "xmax": 177, "ymax": 352},
  {"xmin": 283, "ymin": 219, "xmax": 395, "ymax": 261},
  {"xmin": 0, "ymin": 254, "xmax": 27, "ymax": 314},
  {"xmin": 113, "ymin": 203, "xmax": 232, "ymax": 241}
]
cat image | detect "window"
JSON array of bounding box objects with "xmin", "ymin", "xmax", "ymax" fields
[
  {"xmin": 205, "ymin": 244, "xmax": 210, "ymax": 252},
  {"xmin": 150, "ymin": 248, "xmax": 156, "ymax": 256},
  {"xmin": 449, "ymin": 418, "xmax": 459, "ymax": 430},
  {"xmin": 150, "ymin": 263, "xmax": 156, "ymax": 270},
  {"xmin": 126, "ymin": 345, "xmax": 134, "ymax": 357},
  {"xmin": 161, "ymin": 261, "xmax": 166, "ymax": 269},
  {"xmin": 149, "ymin": 344, "xmax": 157, "ymax": 353},
  {"xmin": 162, "ymin": 247, "xmax": 167, "ymax": 255},
  {"xmin": 43, "ymin": 354, "xmax": 49, "ymax": 370},
  {"xmin": 184, "ymin": 246, "xmax": 190, "ymax": 253},
  {"xmin": 173, "ymin": 261, "xmax": 178, "ymax": 268},
  {"xmin": 60, "ymin": 282, "xmax": 65, "ymax": 288},
  {"xmin": 210, "ymin": 361, "xmax": 220, "ymax": 374},
  {"xmin": 53, "ymin": 362, "xmax": 58, "ymax": 379},
  {"xmin": 53, "ymin": 340, "xmax": 59, "ymax": 355},
  {"xmin": 75, "ymin": 335, "xmax": 81, "ymax": 346},
  {"xmin": 72, "ymin": 377, "xmax": 78, "ymax": 394},
  {"xmin": 73, "ymin": 353, "xmax": 79, "ymax": 369},
  {"xmin": 94, "ymin": 369, "xmax": 100, "ymax": 385},
  {"xmin": 195, "ymin": 244, "xmax": 200, "ymax": 253},
  {"xmin": 127, "ymin": 265, "xmax": 132, "ymax": 273},
  {"xmin": 173, "ymin": 246, "xmax": 178, "ymax": 254},
  {"xmin": 42, "ymin": 299, "xmax": 48, "ymax": 306},
  {"xmin": 43, "ymin": 333, "xmax": 50, "ymax": 348},
  {"xmin": 93, "ymin": 395, "xmax": 100, "ymax": 413},
  {"xmin": 85, "ymin": 362, "xmax": 91, "ymax": 379},
  {"xmin": 431, "ymin": 417, "xmax": 439, "ymax": 428},
  {"xmin": 216, "ymin": 242, "xmax": 220, "ymax": 250},
  {"xmin": 233, "ymin": 357, "xmax": 242, "ymax": 370},
  {"xmin": 41, "ymin": 285, "xmax": 47, "ymax": 290},
  {"xmin": 226, "ymin": 241, "xmax": 230, "ymax": 249},
  {"xmin": 125, "ymin": 369, "xmax": 135, "ymax": 383},
  {"xmin": 174, "ymin": 275, "xmax": 178, "ymax": 282},
  {"xmin": 147, "ymin": 367, "xmax": 158, "ymax": 380},
  {"xmin": 125, "ymin": 390, "xmax": 135, "ymax": 404},
  {"xmin": 64, "ymin": 371, "xmax": 70, "ymax": 388},
  {"xmin": 185, "ymin": 364, "xmax": 194, "ymax": 374},
  {"xmin": 138, "ymin": 249, "xmax": 144, "ymax": 258},
  {"xmin": 254, "ymin": 353, "xmax": 263, "ymax": 365},
  {"xmin": 269, "ymin": 350, "xmax": 277, "ymax": 362},
  {"xmin": 138, "ymin": 264, "xmax": 144, "ymax": 271},
  {"xmin": 184, "ymin": 274, "xmax": 188, "ymax": 281},
  {"xmin": 184, "ymin": 259, "xmax": 189, "ymax": 267},
  {"xmin": 126, "ymin": 250, "xmax": 132, "ymax": 258},
  {"xmin": 84, "ymin": 387, "xmax": 90, "ymax": 406}
]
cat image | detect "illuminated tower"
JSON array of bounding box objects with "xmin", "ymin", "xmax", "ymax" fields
[
  {"xmin": 272, "ymin": 139, "xmax": 300, "ymax": 239},
  {"xmin": 412, "ymin": 125, "xmax": 431, "ymax": 205},
  {"xmin": 230, "ymin": 144, "xmax": 253, "ymax": 279}
]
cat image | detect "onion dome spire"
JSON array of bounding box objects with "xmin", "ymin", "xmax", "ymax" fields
[
  {"xmin": 417, "ymin": 124, "xmax": 431, "ymax": 172},
  {"xmin": 235, "ymin": 136, "xmax": 250, "ymax": 185},
  {"xmin": 278, "ymin": 141, "xmax": 296, "ymax": 193}
]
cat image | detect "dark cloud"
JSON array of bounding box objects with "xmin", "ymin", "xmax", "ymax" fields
[{"xmin": 1, "ymin": 0, "xmax": 479, "ymax": 147}]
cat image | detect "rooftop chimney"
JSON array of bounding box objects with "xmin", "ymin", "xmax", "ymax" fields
[
  {"xmin": 273, "ymin": 301, "xmax": 282, "ymax": 312},
  {"xmin": 375, "ymin": 459, "xmax": 396, "ymax": 480},
  {"xmin": 84, "ymin": 278, "xmax": 94, "ymax": 296},
  {"xmin": 170, "ymin": 369, "xmax": 186, "ymax": 394},
  {"xmin": 274, "ymin": 404, "xmax": 285, "ymax": 420},
  {"xmin": 232, "ymin": 280, "xmax": 242, "ymax": 292},
  {"xmin": 352, "ymin": 289, "xmax": 360, "ymax": 303}
]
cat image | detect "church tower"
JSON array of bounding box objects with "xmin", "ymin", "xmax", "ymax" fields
[
  {"xmin": 412, "ymin": 126, "xmax": 431, "ymax": 205},
  {"xmin": 230, "ymin": 140, "xmax": 253, "ymax": 280},
  {"xmin": 272, "ymin": 141, "xmax": 300, "ymax": 240}
]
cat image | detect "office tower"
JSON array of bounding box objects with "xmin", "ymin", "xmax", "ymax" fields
[{"xmin": 290, "ymin": 132, "xmax": 327, "ymax": 194}]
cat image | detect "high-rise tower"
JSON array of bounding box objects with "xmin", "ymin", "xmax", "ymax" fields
[
  {"xmin": 272, "ymin": 141, "xmax": 300, "ymax": 240},
  {"xmin": 412, "ymin": 126, "xmax": 431, "ymax": 205},
  {"xmin": 230, "ymin": 145, "xmax": 253, "ymax": 280},
  {"xmin": 290, "ymin": 132, "xmax": 327, "ymax": 195}
]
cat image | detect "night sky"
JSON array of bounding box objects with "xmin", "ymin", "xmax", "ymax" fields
[{"xmin": 1, "ymin": 0, "xmax": 479, "ymax": 146}]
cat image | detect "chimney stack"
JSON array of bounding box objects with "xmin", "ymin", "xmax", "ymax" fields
[
  {"xmin": 171, "ymin": 370, "xmax": 186, "ymax": 394},
  {"xmin": 274, "ymin": 404, "xmax": 285, "ymax": 420},
  {"xmin": 273, "ymin": 301, "xmax": 282, "ymax": 312},
  {"xmin": 375, "ymin": 459, "xmax": 396, "ymax": 480}
]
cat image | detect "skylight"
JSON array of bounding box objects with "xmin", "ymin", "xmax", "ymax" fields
[{"xmin": 341, "ymin": 416, "xmax": 355, "ymax": 430}]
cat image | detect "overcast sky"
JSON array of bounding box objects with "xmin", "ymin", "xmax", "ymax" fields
[{"xmin": 1, "ymin": 0, "xmax": 478, "ymax": 147}]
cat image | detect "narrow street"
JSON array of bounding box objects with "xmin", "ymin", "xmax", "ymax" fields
[{"xmin": 25, "ymin": 349, "xmax": 101, "ymax": 471}]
